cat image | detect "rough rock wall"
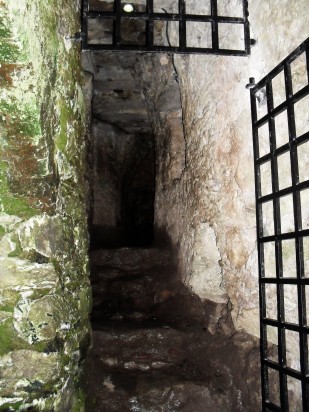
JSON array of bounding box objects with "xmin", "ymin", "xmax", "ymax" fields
[
  {"xmin": 0, "ymin": 1, "xmax": 91, "ymax": 410},
  {"xmin": 145, "ymin": 0, "xmax": 309, "ymax": 339}
]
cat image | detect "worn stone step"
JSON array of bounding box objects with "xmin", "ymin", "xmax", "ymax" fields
[
  {"xmin": 92, "ymin": 275, "xmax": 157, "ymax": 310},
  {"xmin": 91, "ymin": 295, "xmax": 156, "ymax": 317},
  {"xmin": 84, "ymin": 325, "xmax": 261, "ymax": 412},
  {"xmin": 93, "ymin": 51, "xmax": 139, "ymax": 71},
  {"xmin": 90, "ymin": 275, "xmax": 207, "ymax": 329},
  {"xmin": 90, "ymin": 290, "xmax": 156, "ymax": 322},
  {"xmin": 83, "ymin": 368, "xmax": 232, "ymax": 412},
  {"xmin": 91, "ymin": 282, "xmax": 207, "ymax": 329},
  {"xmin": 91, "ymin": 266, "xmax": 138, "ymax": 281},
  {"xmin": 90, "ymin": 326, "xmax": 189, "ymax": 372},
  {"xmin": 90, "ymin": 247, "xmax": 172, "ymax": 273},
  {"xmin": 91, "ymin": 309, "xmax": 152, "ymax": 323}
]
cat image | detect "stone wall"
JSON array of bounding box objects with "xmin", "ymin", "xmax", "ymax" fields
[
  {"xmin": 140, "ymin": 5, "xmax": 309, "ymax": 403},
  {"xmin": 0, "ymin": 1, "xmax": 91, "ymax": 410},
  {"xmin": 145, "ymin": 0, "xmax": 309, "ymax": 340}
]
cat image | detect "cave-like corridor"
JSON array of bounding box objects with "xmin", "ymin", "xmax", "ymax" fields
[
  {"xmin": 79, "ymin": 0, "xmax": 309, "ymax": 407},
  {"xmin": 82, "ymin": 50, "xmax": 262, "ymax": 410},
  {"xmin": 88, "ymin": 53, "xmax": 156, "ymax": 249}
]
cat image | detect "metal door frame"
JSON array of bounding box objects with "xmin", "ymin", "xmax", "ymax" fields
[
  {"xmin": 81, "ymin": 0, "xmax": 251, "ymax": 55},
  {"xmin": 250, "ymin": 37, "xmax": 309, "ymax": 411}
]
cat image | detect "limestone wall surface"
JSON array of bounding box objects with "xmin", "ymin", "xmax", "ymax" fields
[
  {"xmin": 0, "ymin": 1, "xmax": 91, "ymax": 410},
  {"xmin": 149, "ymin": 0, "xmax": 309, "ymax": 339}
]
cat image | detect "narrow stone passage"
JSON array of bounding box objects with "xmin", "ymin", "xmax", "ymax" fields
[
  {"xmin": 1, "ymin": 2, "xmax": 308, "ymax": 410},
  {"xmin": 82, "ymin": 50, "xmax": 261, "ymax": 411},
  {"xmin": 84, "ymin": 245, "xmax": 260, "ymax": 411}
]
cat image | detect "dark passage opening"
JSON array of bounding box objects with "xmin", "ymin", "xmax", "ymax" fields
[
  {"xmin": 119, "ymin": 133, "xmax": 155, "ymax": 246},
  {"xmin": 88, "ymin": 52, "xmax": 156, "ymax": 249},
  {"xmin": 90, "ymin": 128, "xmax": 155, "ymax": 249}
]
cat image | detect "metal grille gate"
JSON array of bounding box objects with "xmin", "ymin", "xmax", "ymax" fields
[
  {"xmin": 81, "ymin": 0, "xmax": 250, "ymax": 55},
  {"xmin": 250, "ymin": 38, "xmax": 309, "ymax": 411}
]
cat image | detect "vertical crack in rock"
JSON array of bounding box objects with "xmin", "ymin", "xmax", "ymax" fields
[
  {"xmin": 176, "ymin": 69, "xmax": 188, "ymax": 174},
  {"xmin": 169, "ymin": 52, "xmax": 188, "ymax": 175}
]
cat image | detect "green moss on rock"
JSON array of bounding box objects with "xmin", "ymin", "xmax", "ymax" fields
[
  {"xmin": 0, "ymin": 304, "xmax": 14, "ymax": 312},
  {"xmin": 0, "ymin": 400, "xmax": 24, "ymax": 411},
  {"xmin": 0, "ymin": 12, "xmax": 20, "ymax": 63},
  {"xmin": 0, "ymin": 167, "xmax": 38, "ymax": 219},
  {"xmin": 7, "ymin": 234, "xmax": 23, "ymax": 258},
  {"xmin": 55, "ymin": 103, "xmax": 74, "ymax": 152},
  {"xmin": 0, "ymin": 225, "xmax": 5, "ymax": 239},
  {"xmin": 71, "ymin": 389, "xmax": 86, "ymax": 412},
  {"xmin": 0, "ymin": 0, "xmax": 91, "ymax": 409},
  {"xmin": 0, "ymin": 319, "xmax": 61, "ymax": 359},
  {"xmin": 0, "ymin": 317, "xmax": 30, "ymax": 356}
]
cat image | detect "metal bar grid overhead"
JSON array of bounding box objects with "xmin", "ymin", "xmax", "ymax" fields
[
  {"xmin": 249, "ymin": 37, "xmax": 309, "ymax": 411},
  {"xmin": 81, "ymin": 0, "xmax": 250, "ymax": 55}
]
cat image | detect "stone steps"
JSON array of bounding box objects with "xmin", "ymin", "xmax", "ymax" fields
[
  {"xmin": 84, "ymin": 365, "xmax": 232, "ymax": 412},
  {"xmin": 90, "ymin": 247, "xmax": 172, "ymax": 272},
  {"xmin": 91, "ymin": 325, "xmax": 189, "ymax": 371},
  {"xmin": 91, "ymin": 274, "xmax": 165, "ymax": 313},
  {"xmin": 84, "ymin": 369, "xmax": 231, "ymax": 412},
  {"xmin": 84, "ymin": 322, "xmax": 228, "ymax": 411},
  {"xmin": 85, "ymin": 247, "xmax": 261, "ymax": 411},
  {"xmin": 84, "ymin": 320, "xmax": 260, "ymax": 411},
  {"xmin": 90, "ymin": 247, "xmax": 184, "ymax": 323}
]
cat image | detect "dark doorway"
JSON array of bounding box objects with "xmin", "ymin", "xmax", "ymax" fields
[
  {"xmin": 88, "ymin": 52, "xmax": 155, "ymax": 249},
  {"xmin": 120, "ymin": 133, "xmax": 155, "ymax": 246},
  {"xmin": 90, "ymin": 125, "xmax": 155, "ymax": 249}
]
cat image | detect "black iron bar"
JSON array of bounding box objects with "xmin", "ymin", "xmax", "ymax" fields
[
  {"xmin": 264, "ymin": 359, "xmax": 309, "ymax": 383},
  {"xmin": 211, "ymin": 0, "xmax": 219, "ymax": 53},
  {"xmin": 262, "ymin": 278, "xmax": 309, "ymax": 285},
  {"xmin": 257, "ymin": 131, "xmax": 309, "ymax": 165},
  {"xmin": 306, "ymin": 47, "xmax": 309, "ymax": 84},
  {"xmin": 260, "ymin": 229, "xmax": 309, "ymax": 243},
  {"xmin": 85, "ymin": 43, "xmax": 249, "ymax": 56},
  {"xmin": 285, "ymin": 56, "xmax": 309, "ymax": 412},
  {"xmin": 267, "ymin": 80, "xmax": 289, "ymax": 410},
  {"xmin": 243, "ymin": 0, "xmax": 250, "ymax": 54},
  {"xmin": 250, "ymin": 77, "xmax": 269, "ymax": 409},
  {"xmin": 263, "ymin": 318, "xmax": 309, "ymax": 334},
  {"xmin": 86, "ymin": 10, "xmax": 246, "ymax": 23},
  {"xmin": 258, "ymin": 180, "xmax": 309, "ymax": 204},
  {"xmin": 265, "ymin": 403, "xmax": 283, "ymax": 412},
  {"xmin": 114, "ymin": 0, "xmax": 122, "ymax": 47},
  {"xmin": 179, "ymin": 0, "xmax": 186, "ymax": 51},
  {"xmin": 146, "ymin": 0, "xmax": 154, "ymax": 49}
]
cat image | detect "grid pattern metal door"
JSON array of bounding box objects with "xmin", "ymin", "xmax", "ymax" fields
[
  {"xmin": 81, "ymin": 0, "xmax": 250, "ymax": 55},
  {"xmin": 250, "ymin": 38, "xmax": 309, "ymax": 411}
]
